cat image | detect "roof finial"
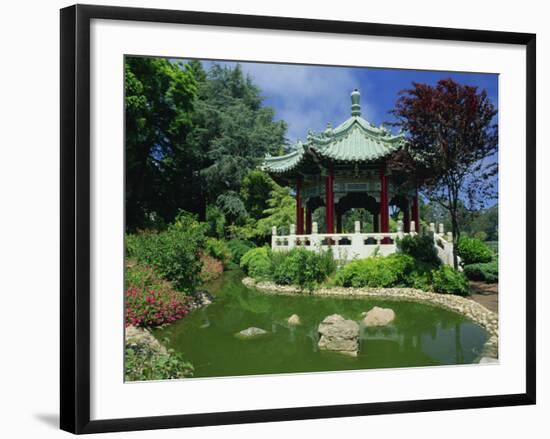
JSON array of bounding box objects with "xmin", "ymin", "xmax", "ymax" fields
[{"xmin": 351, "ymin": 89, "xmax": 361, "ymax": 117}]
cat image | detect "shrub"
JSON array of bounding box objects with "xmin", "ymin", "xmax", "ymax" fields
[
  {"xmin": 463, "ymin": 261, "xmax": 498, "ymax": 283},
  {"xmin": 125, "ymin": 262, "xmax": 174, "ymax": 291},
  {"xmin": 125, "ymin": 344, "xmax": 193, "ymax": 381},
  {"xmin": 335, "ymin": 254, "xmax": 416, "ymax": 288},
  {"xmin": 397, "ymin": 235, "xmax": 440, "ymax": 266},
  {"xmin": 205, "ymin": 238, "xmax": 232, "ymax": 268},
  {"xmin": 199, "ymin": 253, "xmax": 224, "ymax": 283},
  {"xmin": 227, "ymin": 239, "xmax": 255, "ymax": 265},
  {"xmin": 271, "ymin": 248, "xmax": 336, "ymax": 291},
  {"xmin": 240, "ymin": 247, "xmax": 272, "ymax": 280},
  {"xmin": 431, "ymin": 265, "xmax": 470, "ymax": 296},
  {"xmin": 457, "ymin": 237, "xmax": 494, "ymax": 265},
  {"xmin": 126, "ymin": 212, "xmax": 207, "ymax": 293},
  {"xmin": 125, "ymin": 286, "xmax": 191, "ymax": 327}
]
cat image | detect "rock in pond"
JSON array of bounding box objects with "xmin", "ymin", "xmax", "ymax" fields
[
  {"xmin": 318, "ymin": 314, "xmax": 360, "ymax": 357},
  {"xmin": 287, "ymin": 314, "xmax": 301, "ymax": 326},
  {"xmin": 362, "ymin": 306, "xmax": 395, "ymax": 327},
  {"xmin": 236, "ymin": 327, "xmax": 268, "ymax": 339}
]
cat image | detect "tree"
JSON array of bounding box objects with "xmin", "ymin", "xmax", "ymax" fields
[
  {"xmin": 125, "ymin": 57, "xmax": 198, "ymax": 230},
  {"xmin": 240, "ymin": 169, "xmax": 275, "ymax": 220},
  {"xmin": 390, "ymin": 78, "xmax": 498, "ymax": 268},
  {"xmin": 256, "ymin": 184, "xmax": 295, "ymax": 237},
  {"xmin": 186, "ymin": 63, "xmax": 287, "ymax": 213}
]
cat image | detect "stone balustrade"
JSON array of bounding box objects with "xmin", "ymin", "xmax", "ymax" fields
[{"xmin": 272, "ymin": 221, "xmax": 456, "ymax": 267}]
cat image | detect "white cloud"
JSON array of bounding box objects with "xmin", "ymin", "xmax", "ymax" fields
[{"xmin": 204, "ymin": 60, "xmax": 377, "ymax": 144}]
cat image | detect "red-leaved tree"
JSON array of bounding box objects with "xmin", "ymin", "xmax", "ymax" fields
[{"xmin": 389, "ymin": 79, "xmax": 498, "ymax": 268}]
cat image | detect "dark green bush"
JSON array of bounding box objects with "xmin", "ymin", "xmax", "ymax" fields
[
  {"xmin": 335, "ymin": 254, "xmax": 416, "ymax": 288},
  {"xmin": 431, "ymin": 265, "xmax": 470, "ymax": 296},
  {"xmin": 240, "ymin": 247, "xmax": 272, "ymax": 280},
  {"xmin": 126, "ymin": 212, "xmax": 207, "ymax": 293},
  {"xmin": 457, "ymin": 237, "xmax": 494, "ymax": 265},
  {"xmin": 205, "ymin": 238, "xmax": 232, "ymax": 268},
  {"xmin": 227, "ymin": 239, "xmax": 256, "ymax": 265},
  {"xmin": 397, "ymin": 235, "xmax": 440, "ymax": 266},
  {"xmin": 125, "ymin": 344, "xmax": 194, "ymax": 381},
  {"xmin": 463, "ymin": 261, "xmax": 498, "ymax": 283},
  {"xmin": 271, "ymin": 248, "xmax": 336, "ymax": 291}
]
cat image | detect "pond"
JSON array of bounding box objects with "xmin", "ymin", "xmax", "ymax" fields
[{"xmin": 154, "ymin": 270, "xmax": 488, "ymax": 378}]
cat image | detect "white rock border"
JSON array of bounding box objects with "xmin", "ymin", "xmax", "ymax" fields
[{"xmin": 242, "ymin": 277, "xmax": 498, "ymax": 361}]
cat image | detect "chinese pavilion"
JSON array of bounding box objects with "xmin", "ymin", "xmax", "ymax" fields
[{"xmin": 262, "ymin": 89, "xmax": 420, "ymax": 238}]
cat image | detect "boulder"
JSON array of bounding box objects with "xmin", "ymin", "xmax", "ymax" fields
[
  {"xmin": 125, "ymin": 326, "xmax": 167, "ymax": 354},
  {"xmin": 362, "ymin": 306, "xmax": 395, "ymax": 327},
  {"xmin": 287, "ymin": 314, "xmax": 301, "ymax": 326},
  {"xmin": 236, "ymin": 327, "xmax": 268, "ymax": 339},
  {"xmin": 318, "ymin": 314, "xmax": 360, "ymax": 356}
]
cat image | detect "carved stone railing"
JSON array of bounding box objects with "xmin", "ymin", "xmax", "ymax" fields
[
  {"xmin": 271, "ymin": 220, "xmax": 457, "ymax": 267},
  {"xmin": 429, "ymin": 222, "xmax": 460, "ymax": 268}
]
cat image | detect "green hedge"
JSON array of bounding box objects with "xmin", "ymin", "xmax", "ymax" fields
[
  {"xmin": 335, "ymin": 254, "xmax": 416, "ymax": 288},
  {"xmin": 431, "ymin": 265, "xmax": 470, "ymax": 296},
  {"xmin": 457, "ymin": 237, "xmax": 494, "ymax": 265},
  {"xmin": 272, "ymin": 248, "xmax": 336, "ymax": 291},
  {"xmin": 463, "ymin": 261, "xmax": 498, "ymax": 283},
  {"xmin": 240, "ymin": 247, "xmax": 272, "ymax": 280}
]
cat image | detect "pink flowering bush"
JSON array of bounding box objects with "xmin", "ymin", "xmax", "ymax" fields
[{"xmin": 125, "ymin": 287, "xmax": 191, "ymax": 327}]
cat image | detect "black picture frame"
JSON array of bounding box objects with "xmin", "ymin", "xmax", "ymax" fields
[{"xmin": 60, "ymin": 4, "xmax": 536, "ymax": 434}]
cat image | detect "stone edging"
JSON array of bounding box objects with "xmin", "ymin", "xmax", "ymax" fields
[{"xmin": 242, "ymin": 277, "xmax": 498, "ymax": 361}]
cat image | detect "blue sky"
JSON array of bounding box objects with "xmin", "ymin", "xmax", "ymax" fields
[{"xmin": 199, "ymin": 59, "xmax": 498, "ymax": 144}]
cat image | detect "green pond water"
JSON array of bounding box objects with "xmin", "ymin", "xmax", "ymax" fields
[{"xmin": 154, "ymin": 270, "xmax": 488, "ymax": 378}]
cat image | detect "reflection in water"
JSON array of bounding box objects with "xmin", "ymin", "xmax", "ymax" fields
[{"xmin": 155, "ymin": 271, "xmax": 488, "ymax": 378}]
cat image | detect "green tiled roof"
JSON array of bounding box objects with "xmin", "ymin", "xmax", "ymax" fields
[
  {"xmin": 261, "ymin": 142, "xmax": 306, "ymax": 174},
  {"xmin": 262, "ymin": 90, "xmax": 404, "ymax": 174}
]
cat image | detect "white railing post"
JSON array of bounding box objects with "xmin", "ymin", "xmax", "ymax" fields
[
  {"xmin": 354, "ymin": 221, "xmax": 361, "ymax": 233},
  {"xmin": 397, "ymin": 220, "xmax": 404, "ymax": 239},
  {"xmin": 288, "ymin": 224, "xmax": 296, "ymax": 249},
  {"xmin": 310, "ymin": 222, "xmax": 320, "ymax": 249},
  {"xmin": 271, "ymin": 226, "xmax": 277, "ymax": 249},
  {"xmin": 410, "ymin": 220, "xmax": 416, "ymax": 234},
  {"xmin": 429, "ymin": 222, "xmax": 435, "ymax": 233},
  {"xmin": 438, "ymin": 223, "xmax": 444, "ymax": 234}
]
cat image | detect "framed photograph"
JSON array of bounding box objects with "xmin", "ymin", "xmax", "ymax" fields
[{"xmin": 60, "ymin": 4, "xmax": 536, "ymax": 434}]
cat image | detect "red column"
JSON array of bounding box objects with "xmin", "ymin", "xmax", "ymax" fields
[
  {"xmin": 403, "ymin": 198, "xmax": 410, "ymax": 233},
  {"xmin": 325, "ymin": 164, "xmax": 334, "ymax": 233},
  {"xmin": 412, "ymin": 193, "xmax": 420, "ymax": 233},
  {"xmin": 296, "ymin": 176, "xmax": 304, "ymax": 235},
  {"xmin": 380, "ymin": 165, "xmax": 389, "ymax": 235},
  {"xmin": 305, "ymin": 207, "xmax": 312, "ymax": 234}
]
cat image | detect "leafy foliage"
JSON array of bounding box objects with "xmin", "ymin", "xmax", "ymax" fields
[
  {"xmin": 205, "ymin": 238, "xmax": 232, "ymax": 268},
  {"xmin": 335, "ymin": 254, "xmax": 416, "ymax": 288},
  {"xmin": 255, "ymin": 184, "xmax": 295, "ymax": 237},
  {"xmin": 240, "ymin": 247, "xmax": 273, "ymax": 280},
  {"xmin": 188, "ymin": 63, "xmax": 287, "ymax": 207},
  {"xmin": 227, "ymin": 239, "xmax": 256, "ymax": 265},
  {"xmin": 457, "ymin": 237, "xmax": 494, "ymax": 265},
  {"xmin": 125, "ymin": 286, "xmax": 191, "ymax": 327},
  {"xmin": 125, "ymin": 344, "xmax": 194, "ymax": 381},
  {"xmin": 125, "ymin": 57, "xmax": 198, "ymax": 230},
  {"xmin": 431, "ymin": 265, "xmax": 470, "ymax": 296},
  {"xmin": 390, "ymin": 78, "xmax": 498, "ymax": 267},
  {"xmin": 126, "ymin": 212, "xmax": 207, "ymax": 292},
  {"xmin": 271, "ymin": 248, "xmax": 336, "ymax": 291},
  {"xmin": 397, "ymin": 235, "xmax": 440, "ymax": 266},
  {"xmin": 463, "ymin": 261, "xmax": 498, "ymax": 283}
]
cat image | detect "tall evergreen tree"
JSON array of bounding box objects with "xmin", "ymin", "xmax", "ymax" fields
[{"xmin": 125, "ymin": 57, "xmax": 197, "ymax": 230}]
